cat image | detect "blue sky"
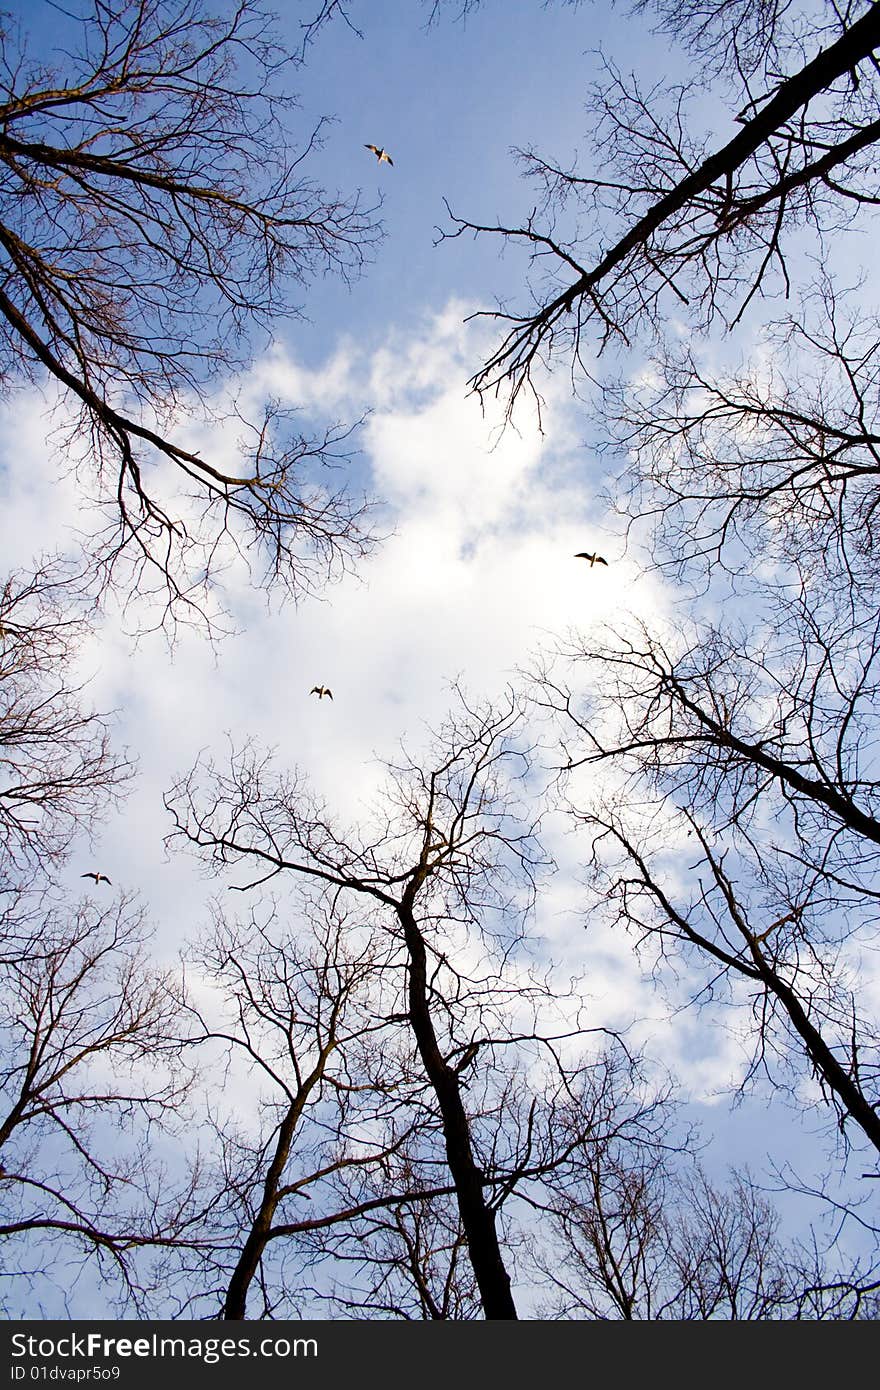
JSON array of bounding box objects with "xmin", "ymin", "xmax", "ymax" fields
[
  {"xmin": 1, "ymin": 0, "xmax": 877, "ymax": 1315},
  {"xmin": 286, "ymin": 2, "xmax": 620, "ymax": 347}
]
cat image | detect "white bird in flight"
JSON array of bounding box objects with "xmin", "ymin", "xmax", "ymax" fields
[
  {"xmin": 575, "ymin": 552, "xmax": 609, "ymax": 567},
  {"xmin": 81, "ymin": 871, "xmax": 112, "ymax": 885},
  {"xmin": 365, "ymin": 143, "xmax": 393, "ymax": 166}
]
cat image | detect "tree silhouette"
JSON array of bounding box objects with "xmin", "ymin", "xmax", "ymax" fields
[
  {"xmin": 535, "ymin": 610, "xmax": 880, "ymax": 1158},
  {"xmin": 0, "ymin": 895, "xmax": 196, "ymax": 1315},
  {"xmin": 0, "ymin": 560, "xmax": 133, "ymax": 879},
  {"xmin": 604, "ymin": 279, "xmax": 880, "ymax": 591},
  {"xmin": 0, "ymin": 0, "xmax": 380, "ymax": 628},
  {"xmin": 446, "ymin": 2, "xmax": 880, "ymax": 413},
  {"xmin": 169, "ymin": 899, "xmax": 450, "ymax": 1320},
  {"xmin": 166, "ymin": 692, "xmax": 665, "ymax": 1319},
  {"xmin": 534, "ymin": 1096, "xmax": 880, "ymax": 1318}
]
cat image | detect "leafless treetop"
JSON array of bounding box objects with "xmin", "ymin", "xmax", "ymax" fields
[
  {"xmin": 0, "ymin": 0, "xmax": 381, "ymax": 628},
  {"xmin": 445, "ymin": 1, "xmax": 880, "ymax": 417}
]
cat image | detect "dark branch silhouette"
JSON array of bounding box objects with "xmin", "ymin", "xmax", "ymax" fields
[
  {"xmin": 0, "ymin": 1, "xmax": 381, "ymax": 629},
  {"xmin": 447, "ymin": 2, "xmax": 880, "ymax": 412}
]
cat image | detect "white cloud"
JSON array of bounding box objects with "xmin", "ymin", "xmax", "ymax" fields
[
  {"xmin": 3, "ymin": 303, "xmax": 762, "ymax": 1104},
  {"xmin": 0, "ymin": 384, "xmax": 86, "ymax": 569}
]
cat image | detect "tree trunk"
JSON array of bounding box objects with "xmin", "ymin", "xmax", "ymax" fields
[{"xmin": 398, "ymin": 897, "xmax": 518, "ymax": 1319}]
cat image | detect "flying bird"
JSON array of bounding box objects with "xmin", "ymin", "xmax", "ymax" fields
[
  {"xmin": 310, "ymin": 686, "xmax": 333, "ymax": 700},
  {"xmin": 575, "ymin": 552, "xmax": 609, "ymax": 567},
  {"xmin": 81, "ymin": 872, "xmax": 112, "ymax": 885},
  {"xmin": 365, "ymin": 143, "xmax": 393, "ymax": 166}
]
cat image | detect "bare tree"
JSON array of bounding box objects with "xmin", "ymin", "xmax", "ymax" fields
[
  {"xmin": 298, "ymin": 0, "xmax": 364, "ymax": 53},
  {"xmin": 165, "ymin": 696, "xmax": 541, "ymax": 1318},
  {"xmin": 166, "ymin": 896, "xmax": 453, "ymax": 1320},
  {"xmin": 166, "ymin": 692, "xmax": 659, "ymax": 1319},
  {"xmin": 533, "ymin": 610, "xmax": 880, "ymax": 1158},
  {"xmin": 291, "ymin": 1039, "xmax": 678, "ymax": 1318},
  {"xmin": 533, "ymin": 1117, "xmax": 880, "ymax": 1318},
  {"xmin": 0, "ymin": 0, "xmax": 381, "ymax": 627},
  {"xmin": 602, "ymin": 277, "xmax": 880, "ymax": 591},
  {"xmin": 0, "ymin": 560, "xmax": 197, "ymax": 1311},
  {"xmin": 632, "ymin": 0, "xmax": 856, "ymax": 79},
  {"xmin": 443, "ymin": 1, "xmax": 880, "ymax": 412},
  {"xmin": 0, "ymin": 559, "xmax": 133, "ymax": 881},
  {"xmin": 425, "ymin": 0, "xmax": 842, "ymax": 76},
  {"xmin": 310, "ymin": 1177, "xmax": 482, "ymax": 1319},
  {"xmin": 0, "ymin": 893, "xmax": 198, "ymax": 1315}
]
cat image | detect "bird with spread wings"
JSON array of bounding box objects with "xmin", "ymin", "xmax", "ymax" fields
[
  {"xmin": 365, "ymin": 143, "xmax": 393, "ymax": 165},
  {"xmin": 575, "ymin": 552, "xmax": 608, "ymax": 567},
  {"xmin": 310, "ymin": 686, "xmax": 333, "ymax": 700},
  {"xmin": 81, "ymin": 872, "xmax": 112, "ymax": 885}
]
